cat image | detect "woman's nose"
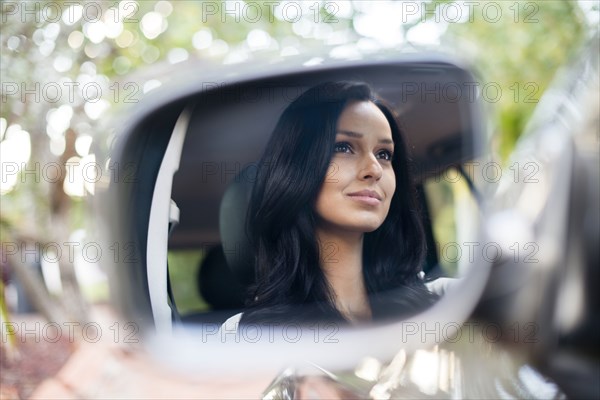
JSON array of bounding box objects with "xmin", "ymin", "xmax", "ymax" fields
[{"xmin": 359, "ymin": 154, "xmax": 383, "ymax": 181}]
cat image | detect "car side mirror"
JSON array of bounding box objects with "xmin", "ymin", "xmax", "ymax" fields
[{"xmin": 96, "ymin": 53, "xmax": 493, "ymax": 371}]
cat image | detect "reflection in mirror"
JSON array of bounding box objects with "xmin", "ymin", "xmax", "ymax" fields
[{"xmin": 165, "ymin": 63, "xmax": 484, "ymax": 332}]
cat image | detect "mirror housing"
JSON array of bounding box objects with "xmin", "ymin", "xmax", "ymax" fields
[{"xmin": 97, "ymin": 52, "xmax": 491, "ymax": 369}]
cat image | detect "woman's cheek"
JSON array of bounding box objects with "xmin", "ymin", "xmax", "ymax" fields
[{"xmin": 323, "ymin": 162, "xmax": 337, "ymax": 184}]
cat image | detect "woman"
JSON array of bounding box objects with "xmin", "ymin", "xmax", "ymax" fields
[{"xmin": 231, "ymin": 81, "xmax": 437, "ymax": 328}]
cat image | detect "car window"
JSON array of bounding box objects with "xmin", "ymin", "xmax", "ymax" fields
[
  {"xmin": 167, "ymin": 249, "xmax": 208, "ymax": 315},
  {"xmin": 423, "ymin": 166, "xmax": 479, "ymax": 277}
]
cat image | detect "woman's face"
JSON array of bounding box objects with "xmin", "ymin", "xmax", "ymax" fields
[{"xmin": 314, "ymin": 100, "xmax": 396, "ymax": 234}]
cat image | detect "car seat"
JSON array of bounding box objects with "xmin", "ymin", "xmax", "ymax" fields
[{"xmin": 219, "ymin": 165, "xmax": 257, "ymax": 287}]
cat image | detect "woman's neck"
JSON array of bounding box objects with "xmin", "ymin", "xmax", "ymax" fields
[{"xmin": 315, "ymin": 227, "xmax": 372, "ymax": 323}]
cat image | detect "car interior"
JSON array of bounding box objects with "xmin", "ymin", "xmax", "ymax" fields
[{"xmin": 103, "ymin": 56, "xmax": 485, "ymax": 333}]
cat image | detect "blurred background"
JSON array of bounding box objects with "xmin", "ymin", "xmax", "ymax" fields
[{"xmin": 0, "ymin": 1, "xmax": 598, "ymax": 398}]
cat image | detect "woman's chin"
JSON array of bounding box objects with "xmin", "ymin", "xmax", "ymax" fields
[
  {"xmin": 316, "ymin": 214, "xmax": 386, "ymax": 235},
  {"xmin": 362, "ymin": 224, "xmax": 382, "ymax": 233},
  {"xmin": 354, "ymin": 214, "xmax": 386, "ymax": 232},
  {"xmin": 347, "ymin": 220, "xmax": 385, "ymax": 233}
]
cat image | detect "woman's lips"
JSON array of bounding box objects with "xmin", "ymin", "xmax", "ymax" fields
[
  {"xmin": 350, "ymin": 196, "xmax": 381, "ymax": 206},
  {"xmin": 347, "ymin": 190, "xmax": 383, "ymax": 206}
]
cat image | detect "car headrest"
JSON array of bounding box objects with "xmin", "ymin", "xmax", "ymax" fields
[
  {"xmin": 198, "ymin": 244, "xmax": 245, "ymax": 309},
  {"xmin": 219, "ymin": 165, "xmax": 256, "ymax": 286}
]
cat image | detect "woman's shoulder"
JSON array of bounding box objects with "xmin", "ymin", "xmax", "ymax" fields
[
  {"xmin": 424, "ymin": 277, "xmax": 461, "ymax": 296},
  {"xmin": 219, "ymin": 312, "xmax": 243, "ymax": 332}
]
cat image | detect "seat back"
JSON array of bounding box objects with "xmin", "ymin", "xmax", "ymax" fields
[
  {"xmin": 219, "ymin": 165, "xmax": 257, "ymax": 286},
  {"xmin": 197, "ymin": 244, "xmax": 245, "ymax": 310}
]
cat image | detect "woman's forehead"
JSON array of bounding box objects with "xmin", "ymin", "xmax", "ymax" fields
[{"xmin": 337, "ymin": 101, "xmax": 393, "ymax": 142}]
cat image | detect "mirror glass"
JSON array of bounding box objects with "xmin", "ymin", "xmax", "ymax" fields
[{"xmin": 161, "ymin": 61, "xmax": 486, "ymax": 329}]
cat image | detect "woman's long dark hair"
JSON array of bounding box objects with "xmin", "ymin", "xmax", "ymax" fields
[{"xmin": 240, "ymin": 81, "xmax": 437, "ymax": 325}]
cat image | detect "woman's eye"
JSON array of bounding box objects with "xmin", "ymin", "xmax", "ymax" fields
[
  {"xmin": 377, "ymin": 150, "xmax": 393, "ymax": 161},
  {"xmin": 333, "ymin": 142, "xmax": 352, "ymax": 153}
]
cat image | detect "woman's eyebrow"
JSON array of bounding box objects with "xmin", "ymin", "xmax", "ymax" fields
[
  {"xmin": 337, "ymin": 130, "xmax": 394, "ymax": 145},
  {"xmin": 337, "ymin": 130, "xmax": 363, "ymax": 138}
]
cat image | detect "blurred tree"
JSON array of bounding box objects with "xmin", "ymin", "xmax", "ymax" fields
[{"xmin": 442, "ymin": 1, "xmax": 588, "ymax": 158}]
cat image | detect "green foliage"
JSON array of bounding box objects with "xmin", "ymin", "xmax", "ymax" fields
[
  {"xmin": 0, "ymin": 280, "xmax": 19, "ymax": 359},
  {"xmin": 167, "ymin": 250, "xmax": 209, "ymax": 315},
  {"xmin": 444, "ymin": 1, "xmax": 587, "ymax": 159}
]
